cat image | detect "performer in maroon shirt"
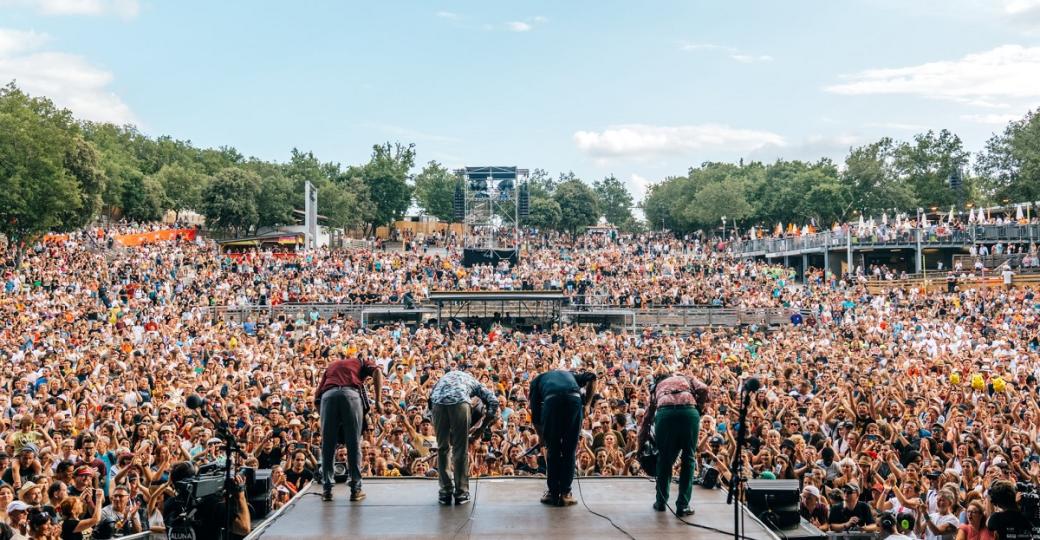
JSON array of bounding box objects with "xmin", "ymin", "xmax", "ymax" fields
[{"xmin": 314, "ymin": 352, "xmax": 383, "ymax": 501}]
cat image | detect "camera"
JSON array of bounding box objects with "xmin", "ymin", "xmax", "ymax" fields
[{"xmin": 1015, "ymin": 482, "xmax": 1040, "ymax": 526}]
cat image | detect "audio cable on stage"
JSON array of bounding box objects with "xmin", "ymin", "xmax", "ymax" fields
[
  {"xmin": 450, "ymin": 478, "xmax": 479, "ymax": 540},
  {"xmin": 574, "ymin": 474, "xmax": 637, "ymax": 540}
]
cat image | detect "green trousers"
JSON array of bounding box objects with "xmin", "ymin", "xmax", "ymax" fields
[{"xmin": 654, "ymin": 406, "xmax": 701, "ymax": 508}]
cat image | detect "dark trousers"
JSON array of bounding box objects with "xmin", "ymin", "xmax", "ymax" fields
[
  {"xmin": 320, "ymin": 387, "xmax": 363, "ymax": 491},
  {"xmin": 541, "ymin": 394, "xmax": 582, "ymax": 495},
  {"xmin": 654, "ymin": 406, "xmax": 701, "ymax": 508},
  {"xmin": 433, "ymin": 402, "xmax": 471, "ymax": 497}
]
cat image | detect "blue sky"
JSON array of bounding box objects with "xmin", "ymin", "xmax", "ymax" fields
[{"xmin": 2, "ymin": 0, "xmax": 1040, "ymax": 204}]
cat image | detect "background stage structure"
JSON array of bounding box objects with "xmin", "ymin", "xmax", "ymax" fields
[{"xmin": 455, "ymin": 166, "xmax": 528, "ymax": 267}]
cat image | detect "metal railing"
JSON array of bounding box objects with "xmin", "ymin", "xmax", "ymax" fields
[
  {"xmin": 732, "ymin": 224, "xmax": 1040, "ymax": 256},
  {"xmin": 201, "ymin": 302, "xmax": 796, "ymax": 329}
]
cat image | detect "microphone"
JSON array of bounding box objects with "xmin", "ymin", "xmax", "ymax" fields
[
  {"xmin": 742, "ymin": 377, "xmax": 761, "ymax": 394},
  {"xmin": 185, "ymin": 394, "xmax": 206, "ymax": 410}
]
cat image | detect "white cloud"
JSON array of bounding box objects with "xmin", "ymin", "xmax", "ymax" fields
[
  {"xmin": 679, "ymin": 41, "xmax": 774, "ymax": 63},
  {"xmin": 0, "ymin": 28, "xmax": 49, "ymax": 55},
  {"xmin": 0, "ymin": 0, "xmax": 139, "ymax": 18},
  {"xmin": 573, "ymin": 124, "xmax": 786, "ymax": 158},
  {"xmin": 506, "ymin": 21, "xmax": 532, "ymax": 32},
  {"xmin": 679, "ymin": 42, "xmax": 728, "ymax": 52},
  {"xmin": 435, "ymin": 10, "xmax": 458, "ymax": 19},
  {"xmin": 628, "ymin": 173, "xmax": 651, "ymax": 198},
  {"xmin": 747, "ymin": 133, "xmax": 861, "ymax": 164},
  {"xmin": 825, "ymin": 45, "xmax": 1040, "ymax": 108},
  {"xmin": 731, "ymin": 54, "xmax": 773, "ymax": 63},
  {"xmin": 961, "ymin": 113, "xmax": 1022, "ymax": 124},
  {"xmin": 0, "ymin": 27, "xmax": 135, "ymax": 124},
  {"xmin": 532, "ymin": 15, "xmax": 548, "ymax": 23},
  {"xmin": 1002, "ymin": 0, "xmax": 1040, "ymax": 15},
  {"xmin": 866, "ymin": 121, "xmax": 930, "ymax": 131}
]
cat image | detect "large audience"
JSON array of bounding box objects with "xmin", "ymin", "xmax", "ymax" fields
[{"xmin": 1, "ymin": 224, "xmax": 1038, "ymax": 540}]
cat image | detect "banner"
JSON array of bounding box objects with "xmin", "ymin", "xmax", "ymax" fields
[{"xmin": 115, "ymin": 228, "xmax": 197, "ymax": 247}]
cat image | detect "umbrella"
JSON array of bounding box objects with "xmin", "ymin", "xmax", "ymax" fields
[
  {"xmin": 748, "ymin": 226, "xmax": 756, "ymax": 239},
  {"xmin": 882, "ymin": 212, "xmax": 888, "ymax": 226},
  {"xmin": 948, "ymin": 206, "xmax": 954, "ymax": 223},
  {"xmin": 774, "ymin": 222, "xmax": 783, "ymax": 236},
  {"xmin": 1016, "ymin": 204, "xmax": 1024, "ymax": 222},
  {"xmin": 968, "ymin": 208, "xmax": 977, "ymax": 223}
]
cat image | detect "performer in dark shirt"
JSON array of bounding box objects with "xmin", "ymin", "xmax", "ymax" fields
[{"xmin": 529, "ymin": 369, "xmax": 596, "ymax": 506}]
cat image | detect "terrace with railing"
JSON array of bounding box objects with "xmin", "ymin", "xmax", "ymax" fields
[{"xmin": 730, "ymin": 224, "xmax": 1040, "ymax": 257}]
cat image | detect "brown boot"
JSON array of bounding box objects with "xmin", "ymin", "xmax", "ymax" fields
[
  {"xmin": 558, "ymin": 491, "xmax": 577, "ymax": 506},
  {"xmin": 540, "ymin": 491, "xmax": 560, "ymax": 505}
]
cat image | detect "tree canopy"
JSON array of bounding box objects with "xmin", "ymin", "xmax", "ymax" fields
[{"xmin": 5, "ymin": 80, "xmax": 1040, "ymax": 242}]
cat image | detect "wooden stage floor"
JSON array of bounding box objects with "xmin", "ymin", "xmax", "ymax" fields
[{"xmin": 254, "ymin": 477, "xmax": 779, "ymax": 540}]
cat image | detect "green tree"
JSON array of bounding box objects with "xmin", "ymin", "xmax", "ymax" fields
[
  {"xmin": 977, "ymin": 109, "xmax": 1040, "ymax": 202},
  {"xmin": 63, "ymin": 136, "xmax": 107, "ymax": 228},
  {"xmin": 413, "ymin": 160, "xmax": 457, "ymax": 222},
  {"xmin": 152, "ymin": 164, "xmax": 207, "ymax": 219},
  {"xmin": 355, "ymin": 142, "xmax": 416, "ymax": 231},
  {"xmin": 121, "ymin": 172, "xmax": 165, "ymax": 222},
  {"xmin": 527, "ymin": 197, "xmax": 562, "ymax": 231},
  {"xmin": 642, "ymin": 175, "xmax": 691, "ymax": 232},
  {"xmin": 528, "ymin": 168, "xmax": 556, "ymax": 196},
  {"xmin": 255, "ymin": 172, "xmax": 295, "ymax": 229},
  {"xmin": 593, "ymin": 175, "xmax": 634, "ymax": 229},
  {"xmin": 200, "ymin": 167, "xmax": 261, "ymax": 234},
  {"xmin": 843, "ymin": 138, "xmax": 916, "ymax": 217},
  {"xmin": 683, "ymin": 178, "xmax": 753, "ymax": 228},
  {"xmin": 894, "ymin": 129, "xmax": 969, "ymax": 207},
  {"xmin": 0, "ymin": 84, "xmax": 83, "ymax": 250},
  {"xmin": 553, "ymin": 179, "xmax": 600, "ymax": 234}
]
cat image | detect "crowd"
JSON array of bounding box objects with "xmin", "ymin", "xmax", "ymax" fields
[{"xmin": 1, "ymin": 225, "xmax": 1039, "ymax": 539}]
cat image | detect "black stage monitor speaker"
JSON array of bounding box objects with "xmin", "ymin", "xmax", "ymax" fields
[
  {"xmin": 239, "ymin": 467, "xmax": 273, "ymax": 519},
  {"xmin": 518, "ymin": 185, "xmax": 529, "ymax": 219},
  {"xmin": 453, "ymin": 183, "xmax": 465, "ymax": 221},
  {"xmin": 746, "ymin": 479, "xmax": 800, "ymax": 530}
]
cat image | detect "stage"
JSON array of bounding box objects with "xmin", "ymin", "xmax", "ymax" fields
[{"xmin": 251, "ymin": 477, "xmax": 780, "ymax": 540}]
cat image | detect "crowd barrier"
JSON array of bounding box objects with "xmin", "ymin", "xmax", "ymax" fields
[{"xmin": 200, "ymin": 302, "xmax": 795, "ymax": 330}]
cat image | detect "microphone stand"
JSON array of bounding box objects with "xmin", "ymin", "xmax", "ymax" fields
[
  {"xmin": 196, "ymin": 403, "xmax": 247, "ymax": 540},
  {"xmin": 727, "ymin": 387, "xmax": 753, "ymax": 540}
]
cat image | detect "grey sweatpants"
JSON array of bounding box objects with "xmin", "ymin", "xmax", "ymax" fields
[
  {"xmin": 433, "ymin": 402, "xmax": 471, "ymax": 497},
  {"xmin": 320, "ymin": 387, "xmax": 363, "ymax": 491}
]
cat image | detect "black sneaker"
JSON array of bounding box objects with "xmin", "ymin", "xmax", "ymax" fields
[
  {"xmin": 439, "ymin": 494, "xmax": 453, "ymax": 505},
  {"xmin": 322, "ymin": 491, "xmax": 333, "ymax": 502},
  {"xmin": 454, "ymin": 493, "xmax": 471, "ymax": 505},
  {"xmin": 540, "ymin": 491, "xmax": 559, "ymax": 505},
  {"xmin": 652, "ymin": 501, "xmax": 666, "ymax": 512},
  {"xmin": 676, "ymin": 507, "xmax": 694, "ymax": 517}
]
